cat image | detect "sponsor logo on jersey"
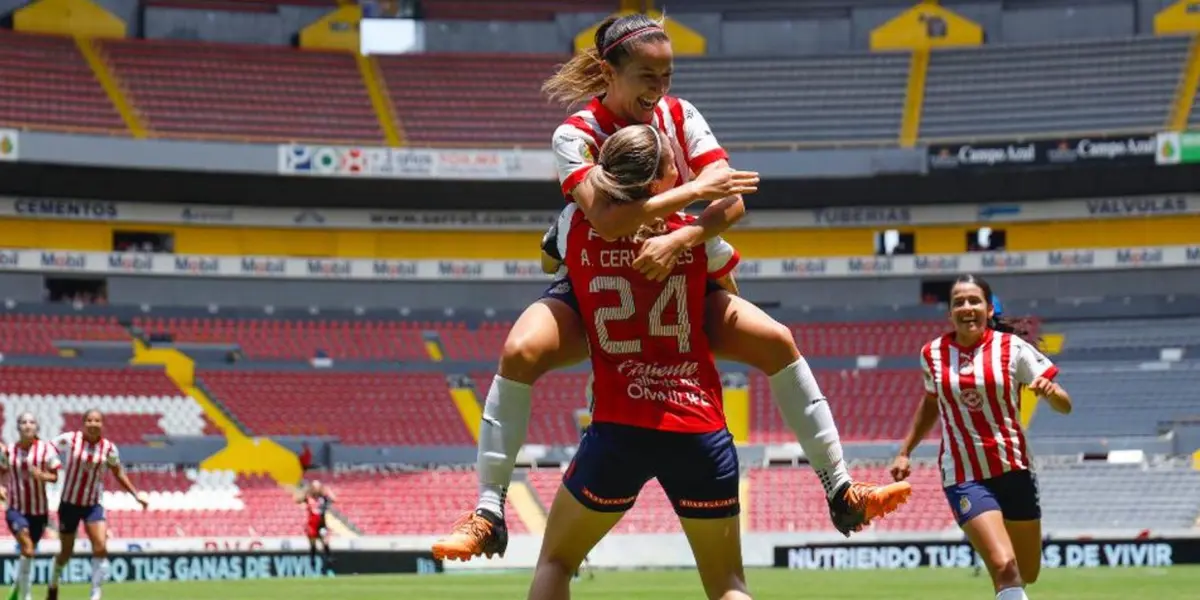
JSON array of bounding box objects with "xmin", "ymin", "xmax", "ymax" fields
[
  {"xmin": 108, "ymin": 253, "xmax": 154, "ymax": 273},
  {"xmin": 959, "ymin": 389, "xmax": 984, "ymax": 411},
  {"xmin": 1047, "ymin": 250, "xmax": 1095, "ymax": 267},
  {"xmin": 40, "ymin": 252, "xmax": 86, "ymax": 269},
  {"xmin": 174, "ymin": 256, "xmax": 221, "ymax": 274},
  {"xmin": 1115, "ymin": 248, "xmax": 1164, "ymax": 266}
]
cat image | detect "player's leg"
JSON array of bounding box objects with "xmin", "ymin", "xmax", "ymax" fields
[
  {"xmin": 658, "ymin": 428, "xmax": 750, "ymax": 600},
  {"xmin": 999, "ymin": 470, "xmax": 1044, "ymax": 585},
  {"xmin": 527, "ymin": 487, "xmax": 623, "ymax": 600},
  {"xmin": 6, "ymin": 510, "xmax": 33, "ymax": 600},
  {"xmin": 82, "ymin": 506, "xmax": 109, "ymax": 600},
  {"xmin": 436, "ymin": 294, "xmax": 589, "ymax": 561},
  {"xmin": 946, "ymin": 480, "xmax": 1027, "ymax": 598},
  {"xmin": 529, "ymin": 422, "xmax": 649, "ymax": 600},
  {"xmin": 49, "ymin": 505, "xmax": 81, "ymax": 600},
  {"xmin": 703, "ymin": 290, "xmax": 910, "ymax": 533}
]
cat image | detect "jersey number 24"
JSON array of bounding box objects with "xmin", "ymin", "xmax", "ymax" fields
[{"xmin": 590, "ymin": 275, "xmax": 691, "ymax": 355}]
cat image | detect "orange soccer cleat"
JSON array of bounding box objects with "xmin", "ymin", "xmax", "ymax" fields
[
  {"xmin": 827, "ymin": 480, "xmax": 913, "ymax": 537},
  {"xmin": 431, "ymin": 508, "xmax": 509, "ymax": 562}
]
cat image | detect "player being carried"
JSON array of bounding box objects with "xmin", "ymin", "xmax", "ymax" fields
[
  {"xmin": 296, "ymin": 480, "xmax": 336, "ymax": 569},
  {"xmin": 0, "ymin": 413, "xmax": 60, "ymax": 600},
  {"xmin": 48, "ymin": 410, "xmax": 148, "ymax": 600}
]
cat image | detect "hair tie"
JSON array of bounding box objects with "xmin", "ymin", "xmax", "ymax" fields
[
  {"xmin": 991, "ymin": 293, "xmax": 1004, "ymax": 318},
  {"xmin": 600, "ymin": 25, "xmax": 663, "ymax": 58}
]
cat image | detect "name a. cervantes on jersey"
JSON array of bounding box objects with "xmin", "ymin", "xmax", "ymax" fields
[{"xmin": 598, "ymin": 248, "xmax": 695, "ymax": 269}]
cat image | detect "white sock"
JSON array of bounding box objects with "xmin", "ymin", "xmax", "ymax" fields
[
  {"xmin": 50, "ymin": 560, "xmax": 64, "ymax": 587},
  {"xmin": 475, "ymin": 375, "xmax": 533, "ymax": 517},
  {"xmin": 17, "ymin": 556, "xmax": 31, "ymax": 599},
  {"xmin": 90, "ymin": 557, "xmax": 109, "ymax": 596},
  {"xmin": 996, "ymin": 587, "xmax": 1029, "ymax": 600},
  {"xmin": 768, "ymin": 358, "xmax": 851, "ymax": 499}
]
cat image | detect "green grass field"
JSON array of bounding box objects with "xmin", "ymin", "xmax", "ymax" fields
[{"xmin": 41, "ymin": 567, "xmax": 1200, "ymax": 599}]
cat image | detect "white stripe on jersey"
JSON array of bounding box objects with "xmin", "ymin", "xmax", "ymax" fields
[
  {"xmin": 7, "ymin": 439, "xmax": 60, "ymax": 516},
  {"xmin": 923, "ymin": 331, "xmax": 1056, "ymax": 486},
  {"xmin": 54, "ymin": 431, "xmax": 120, "ymax": 507}
]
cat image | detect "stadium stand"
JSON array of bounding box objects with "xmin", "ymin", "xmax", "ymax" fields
[
  {"xmin": 324, "ymin": 469, "xmax": 528, "ymax": 535},
  {"xmin": 1037, "ymin": 460, "xmax": 1200, "ymax": 530},
  {"xmin": 1052, "ymin": 318, "xmax": 1200, "ymax": 352},
  {"xmin": 420, "ymin": 0, "xmax": 614, "ymax": 21},
  {"xmin": 99, "ymin": 38, "xmax": 385, "ymax": 144},
  {"xmin": 0, "ymin": 313, "xmax": 130, "ymax": 355},
  {"xmin": 133, "ymin": 316, "xmax": 429, "ymax": 361},
  {"xmin": 750, "ymin": 369, "xmax": 928, "ymax": 443},
  {"xmin": 0, "ymin": 30, "xmax": 126, "ymax": 134},
  {"xmin": 1031, "ymin": 363, "xmax": 1200, "ymax": 438},
  {"xmin": 375, "ymin": 53, "xmax": 565, "ymax": 147},
  {"xmin": 921, "ymin": 36, "xmax": 1189, "ymax": 140},
  {"xmin": 199, "ymin": 370, "xmax": 473, "ymax": 444},
  {"xmin": 474, "ymin": 372, "xmax": 586, "ymax": 446},
  {"xmin": 669, "ymin": 53, "xmax": 910, "ymax": 146}
]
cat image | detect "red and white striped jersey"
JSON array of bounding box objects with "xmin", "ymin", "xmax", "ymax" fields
[
  {"xmin": 553, "ymin": 96, "xmax": 729, "ymax": 198},
  {"xmin": 53, "ymin": 431, "xmax": 120, "ymax": 507},
  {"xmin": 922, "ymin": 329, "xmax": 1059, "ymax": 486},
  {"xmin": 5, "ymin": 439, "xmax": 61, "ymax": 516}
]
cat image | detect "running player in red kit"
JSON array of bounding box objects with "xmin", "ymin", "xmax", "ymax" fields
[
  {"xmin": 1, "ymin": 413, "xmax": 61, "ymax": 600},
  {"xmin": 48, "ymin": 410, "xmax": 148, "ymax": 600},
  {"xmin": 892, "ymin": 275, "xmax": 1073, "ymax": 600},
  {"xmin": 528, "ymin": 125, "xmax": 819, "ymax": 600},
  {"xmin": 435, "ymin": 12, "xmax": 911, "ymax": 562},
  {"xmin": 297, "ymin": 480, "xmax": 336, "ymax": 568}
]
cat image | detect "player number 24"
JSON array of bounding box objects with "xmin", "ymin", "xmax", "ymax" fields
[{"xmin": 590, "ymin": 275, "xmax": 691, "ymax": 355}]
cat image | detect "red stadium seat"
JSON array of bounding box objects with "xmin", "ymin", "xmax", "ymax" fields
[
  {"xmin": 0, "ymin": 31, "xmax": 127, "ymax": 134},
  {"xmin": 132, "ymin": 317, "xmax": 428, "ymax": 361},
  {"xmin": 0, "ymin": 314, "xmax": 129, "ymax": 356}
]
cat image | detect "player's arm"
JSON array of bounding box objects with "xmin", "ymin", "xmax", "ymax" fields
[
  {"xmin": 555, "ymin": 125, "xmax": 755, "ymax": 241},
  {"xmin": 539, "ymin": 215, "xmax": 564, "ymax": 274},
  {"xmin": 106, "ymin": 447, "xmax": 148, "ymax": 508},
  {"xmin": 704, "ymin": 233, "xmax": 741, "ymax": 295},
  {"xmin": 33, "ymin": 446, "xmax": 62, "ymax": 483},
  {"xmin": 1014, "ymin": 338, "xmax": 1072, "ymax": 414},
  {"xmin": 892, "ymin": 345, "xmax": 942, "ymax": 481},
  {"xmin": 323, "ymin": 489, "xmax": 337, "ymax": 503}
]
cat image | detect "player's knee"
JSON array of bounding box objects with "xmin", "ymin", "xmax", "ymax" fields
[
  {"xmin": 499, "ymin": 331, "xmax": 552, "ymax": 383},
  {"xmin": 757, "ymin": 321, "xmax": 800, "ymax": 373},
  {"xmin": 534, "ymin": 555, "xmax": 579, "ymax": 582},
  {"xmin": 991, "ymin": 556, "xmax": 1023, "ymax": 588}
]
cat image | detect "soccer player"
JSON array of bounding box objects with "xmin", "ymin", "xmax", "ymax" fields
[
  {"xmin": 297, "ymin": 480, "xmax": 336, "ymax": 568},
  {"xmin": 891, "ymin": 275, "xmax": 1073, "ymax": 600},
  {"xmin": 48, "ymin": 410, "xmax": 148, "ymax": 600},
  {"xmin": 433, "ymin": 12, "xmax": 911, "ymax": 561},
  {"xmin": 1, "ymin": 413, "xmax": 60, "ymax": 600}
]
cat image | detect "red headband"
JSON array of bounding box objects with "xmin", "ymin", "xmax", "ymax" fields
[{"xmin": 600, "ymin": 25, "xmax": 663, "ymax": 58}]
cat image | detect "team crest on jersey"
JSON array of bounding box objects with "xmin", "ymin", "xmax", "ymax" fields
[
  {"xmin": 959, "ymin": 388, "xmax": 984, "ymax": 411},
  {"xmin": 579, "ymin": 142, "xmax": 594, "ymax": 164},
  {"xmin": 959, "ymin": 495, "xmax": 972, "ymax": 515},
  {"xmin": 958, "ymin": 353, "xmax": 975, "ymax": 375}
]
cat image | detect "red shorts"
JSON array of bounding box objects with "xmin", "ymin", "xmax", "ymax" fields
[{"xmin": 305, "ymin": 513, "xmax": 325, "ymax": 538}]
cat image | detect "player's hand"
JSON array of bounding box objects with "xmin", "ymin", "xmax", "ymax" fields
[
  {"xmin": 634, "ymin": 235, "xmax": 686, "ymax": 282},
  {"xmin": 692, "ymin": 166, "xmax": 759, "ymax": 202},
  {"xmin": 889, "ymin": 455, "xmax": 912, "ymax": 482},
  {"xmin": 30, "ymin": 468, "xmax": 47, "ymax": 482},
  {"xmin": 135, "ymin": 491, "xmax": 150, "ymax": 510},
  {"xmin": 1028, "ymin": 376, "xmax": 1057, "ymax": 398}
]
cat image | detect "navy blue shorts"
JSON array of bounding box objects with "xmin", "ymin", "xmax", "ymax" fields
[
  {"xmin": 6, "ymin": 509, "xmax": 48, "ymax": 545},
  {"xmin": 58, "ymin": 502, "xmax": 105, "ymax": 535},
  {"xmin": 541, "ymin": 277, "xmax": 725, "ymax": 315},
  {"xmin": 563, "ymin": 422, "xmax": 740, "ymax": 519},
  {"xmin": 943, "ymin": 469, "xmax": 1041, "ymax": 526}
]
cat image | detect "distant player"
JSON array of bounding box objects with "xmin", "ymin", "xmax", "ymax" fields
[
  {"xmin": 892, "ymin": 275, "xmax": 1073, "ymax": 600},
  {"xmin": 1, "ymin": 413, "xmax": 61, "ymax": 600},
  {"xmin": 48, "ymin": 410, "xmax": 148, "ymax": 600},
  {"xmin": 297, "ymin": 480, "xmax": 335, "ymax": 568}
]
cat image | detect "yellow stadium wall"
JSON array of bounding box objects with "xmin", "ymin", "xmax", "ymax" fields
[{"xmin": 5, "ymin": 215, "xmax": 1200, "ymax": 259}]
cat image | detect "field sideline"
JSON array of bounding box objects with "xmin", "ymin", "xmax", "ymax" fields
[{"xmin": 38, "ymin": 566, "xmax": 1200, "ymax": 599}]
